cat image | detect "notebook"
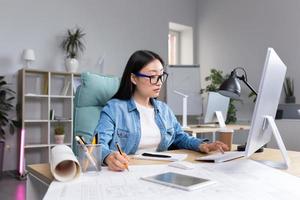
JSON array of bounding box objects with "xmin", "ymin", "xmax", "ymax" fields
[{"xmin": 195, "ymin": 151, "xmax": 245, "ymax": 163}]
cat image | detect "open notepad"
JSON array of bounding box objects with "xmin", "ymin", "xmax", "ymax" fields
[{"xmin": 134, "ymin": 152, "xmax": 188, "ymax": 161}]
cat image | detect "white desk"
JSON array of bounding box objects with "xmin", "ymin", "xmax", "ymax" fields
[
  {"xmin": 44, "ymin": 159, "xmax": 300, "ymax": 200},
  {"xmin": 27, "ymin": 146, "xmax": 300, "ymax": 199}
]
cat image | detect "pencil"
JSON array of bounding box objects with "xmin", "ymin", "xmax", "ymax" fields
[
  {"xmin": 83, "ymin": 135, "xmax": 97, "ymax": 171},
  {"xmin": 217, "ymin": 143, "xmax": 225, "ymax": 154},
  {"xmin": 115, "ymin": 142, "xmax": 129, "ymax": 171},
  {"xmin": 75, "ymin": 136, "xmax": 98, "ymax": 171}
]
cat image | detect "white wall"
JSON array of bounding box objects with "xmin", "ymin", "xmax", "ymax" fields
[
  {"xmin": 1, "ymin": 0, "xmax": 199, "ymax": 171},
  {"xmin": 197, "ymin": 0, "xmax": 300, "ymax": 122}
]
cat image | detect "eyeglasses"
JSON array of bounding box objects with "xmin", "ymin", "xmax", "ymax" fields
[{"xmin": 133, "ymin": 72, "xmax": 168, "ymax": 85}]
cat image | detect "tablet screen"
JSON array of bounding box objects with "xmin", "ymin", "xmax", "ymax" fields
[{"xmin": 142, "ymin": 172, "xmax": 215, "ymax": 191}]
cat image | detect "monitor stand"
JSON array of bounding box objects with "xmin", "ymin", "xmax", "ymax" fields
[
  {"xmin": 215, "ymin": 111, "xmax": 233, "ymax": 132},
  {"xmin": 215, "ymin": 111, "xmax": 226, "ymax": 128},
  {"xmin": 253, "ymin": 116, "xmax": 290, "ymax": 169}
]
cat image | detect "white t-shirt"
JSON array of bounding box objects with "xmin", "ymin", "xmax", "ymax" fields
[{"xmin": 135, "ymin": 101, "xmax": 161, "ymax": 152}]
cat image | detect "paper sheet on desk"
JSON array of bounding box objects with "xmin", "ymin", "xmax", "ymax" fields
[
  {"xmin": 43, "ymin": 165, "xmax": 184, "ymax": 200},
  {"xmin": 43, "ymin": 160, "xmax": 300, "ymax": 200},
  {"xmin": 133, "ymin": 152, "xmax": 188, "ymax": 161}
]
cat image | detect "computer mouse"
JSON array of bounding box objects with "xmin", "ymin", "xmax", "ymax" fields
[{"xmin": 168, "ymin": 161, "xmax": 195, "ymax": 170}]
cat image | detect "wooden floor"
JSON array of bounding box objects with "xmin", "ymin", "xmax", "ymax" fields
[{"xmin": 0, "ymin": 171, "xmax": 26, "ymax": 200}]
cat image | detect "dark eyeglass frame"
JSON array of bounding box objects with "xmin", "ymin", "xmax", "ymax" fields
[{"xmin": 133, "ymin": 72, "xmax": 169, "ymax": 85}]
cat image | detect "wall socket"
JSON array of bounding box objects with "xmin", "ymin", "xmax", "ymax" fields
[{"xmin": 5, "ymin": 144, "xmax": 11, "ymax": 151}]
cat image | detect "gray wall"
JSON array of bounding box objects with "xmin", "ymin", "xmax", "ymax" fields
[
  {"xmin": 1, "ymin": 0, "xmax": 199, "ymax": 76},
  {"xmin": 5, "ymin": 0, "xmax": 300, "ymax": 171},
  {"xmin": 197, "ymin": 0, "xmax": 300, "ymax": 122},
  {"xmin": 1, "ymin": 0, "xmax": 199, "ymax": 170}
]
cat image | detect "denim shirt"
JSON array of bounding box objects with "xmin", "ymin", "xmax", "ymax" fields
[{"xmin": 94, "ymin": 98, "xmax": 204, "ymax": 163}]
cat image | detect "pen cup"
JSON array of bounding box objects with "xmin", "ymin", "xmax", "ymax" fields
[{"xmin": 77, "ymin": 144, "xmax": 102, "ymax": 173}]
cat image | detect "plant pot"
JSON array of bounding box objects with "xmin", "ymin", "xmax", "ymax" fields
[
  {"xmin": 0, "ymin": 141, "xmax": 4, "ymax": 178},
  {"xmin": 285, "ymin": 96, "xmax": 296, "ymax": 104},
  {"xmin": 65, "ymin": 58, "xmax": 79, "ymax": 72},
  {"xmin": 55, "ymin": 135, "xmax": 65, "ymax": 144}
]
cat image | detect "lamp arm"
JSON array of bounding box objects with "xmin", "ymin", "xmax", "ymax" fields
[{"xmin": 238, "ymin": 75, "xmax": 258, "ymax": 95}]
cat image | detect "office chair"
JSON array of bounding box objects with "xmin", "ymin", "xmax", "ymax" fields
[{"xmin": 73, "ymin": 72, "xmax": 119, "ymax": 154}]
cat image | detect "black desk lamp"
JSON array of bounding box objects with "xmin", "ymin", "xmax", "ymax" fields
[
  {"xmin": 219, "ymin": 67, "xmax": 257, "ymax": 99},
  {"xmin": 218, "ymin": 67, "xmax": 263, "ymax": 152}
]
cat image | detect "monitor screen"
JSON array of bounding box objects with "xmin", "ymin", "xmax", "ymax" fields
[
  {"xmin": 245, "ymin": 48, "xmax": 287, "ymax": 157},
  {"xmin": 204, "ymin": 92, "xmax": 230, "ymax": 124}
]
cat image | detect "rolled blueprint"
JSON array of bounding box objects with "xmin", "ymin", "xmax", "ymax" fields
[{"xmin": 50, "ymin": 145, "xmax": 81, "ymax": 182}]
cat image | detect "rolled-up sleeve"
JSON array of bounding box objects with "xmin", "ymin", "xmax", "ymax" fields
[{"xmin": 94, "ymin": 104, "xmax": 115, "ymax": 164}]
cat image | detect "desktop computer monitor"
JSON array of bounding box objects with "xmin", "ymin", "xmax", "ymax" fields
[
  {"xmin": 245, "ymin": 48, "xmax": 289, "ymax": 169},
  {"xmin": 204, "ymin": 92, "xmax": 230, "ymax": 127}
]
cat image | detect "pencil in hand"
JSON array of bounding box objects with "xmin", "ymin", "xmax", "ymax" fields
[
  {"xmin": 115, "ymin": 142, "xmax": 129, "ymax": 171},
  {"xmin": 216, "ymin": 143, "xmax": 225, "ymax": 154}
]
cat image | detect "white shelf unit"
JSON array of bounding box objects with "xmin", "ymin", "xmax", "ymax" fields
[{"xmin": 18, "ymin": 68, "xmax": 81, "ymax": 166}]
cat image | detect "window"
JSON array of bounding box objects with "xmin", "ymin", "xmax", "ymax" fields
[
  {"xmin": 168, "ymin": 30, "xmax": 180, "ymax": 65},
  {"xmin": 168, "ymin": 22, "xmax": 193, "ymax": 65}
]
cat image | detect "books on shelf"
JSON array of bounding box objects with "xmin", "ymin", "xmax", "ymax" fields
[
  {"xmin": 43, "ymin": 74, "xmax": 48, "ymax": 95},
  {"xmin": 54, "ymin": 116, "xmax": 70, "ymax": 121},
  {"xmin": 50, "ymin": 109, "xmax": 71, "ymax": 121},
  {"xmin": 61, "ymin": 80, "xmax": 71, "ymax": 96},
  {"xmin": 50, "ymin": 109, "xmax": 55, "ymax": 120}
]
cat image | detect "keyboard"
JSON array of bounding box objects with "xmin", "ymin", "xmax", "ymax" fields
[{"xmin": 195, "ymin": 151, "xmax": 245, "ymax": 163}]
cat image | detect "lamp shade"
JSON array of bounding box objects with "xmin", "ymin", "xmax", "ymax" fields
[
  {"xmin": 23, "ymin": 49, "xmax": 35, "ymax": 61},
  {"xmin": 218, "ymin": 72, "xmax": 241, "ymax": 99}
]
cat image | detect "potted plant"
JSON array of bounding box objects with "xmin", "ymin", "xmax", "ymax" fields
[
  {"xmin": 283, "ymin": 77, "xmax": 295, "ymax": 103},
  {"xmin": 0, "ymin": 76, "xmax": 19, "ymax": 177},
  {"xmin": 54, "ymin": 126, "xmax": 65, "ymax": 144},
  {"xmin": 61, "ymin": 27, "xmax": 85, "ymax": 72},
  {"xmin": 201, "ymin": 69, "xmax": 237, "ymax": 124}
]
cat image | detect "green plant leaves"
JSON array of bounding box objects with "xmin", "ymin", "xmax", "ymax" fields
[
  {"xmin": 283, "ymin": 77, "xmax": 294, "ymax": 97},
  {"xmin": 54, "ymin": 126, "xmax": 65, "ymax": 135},
  {"xmin": 0, "ymin": 76, "xmax": 18, "ymax": 140},
  {"xmin": 61, "ymin": 27, "xmax": 86, "ymax": 59}
]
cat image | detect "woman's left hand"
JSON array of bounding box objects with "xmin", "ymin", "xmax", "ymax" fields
[{"xmin": 199, "ymin": 141, "xmax": 229, "ymax": 153}]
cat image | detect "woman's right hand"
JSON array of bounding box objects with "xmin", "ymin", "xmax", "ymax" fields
[{"xmin": 104, "ymin": 151, "xmax": 130, "ymax": 171}]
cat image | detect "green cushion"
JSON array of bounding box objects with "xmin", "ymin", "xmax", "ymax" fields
[
  {"xmin": 74, "ymin": 72, "xmax": 120, "ymax": 107},
  {"xmin": 73, "ymin": 72, "xmax": 120, "ymax": 154},
  {"xmin": 74, "ymin": 106, "xmax": 103, "ymax": 137}
]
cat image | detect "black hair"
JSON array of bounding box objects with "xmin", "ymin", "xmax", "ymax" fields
[{"xmin": 113, "ymin": 50, "xmax": 164, "ymax": 100}]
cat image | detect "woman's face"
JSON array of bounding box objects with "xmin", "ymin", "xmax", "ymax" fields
[{"xmin": 131, "ymin": 59, "xmax": 165, "ymax": 98}]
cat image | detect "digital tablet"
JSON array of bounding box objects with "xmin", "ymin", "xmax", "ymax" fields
[{"xmin": 141, "ymin": 172, "xmax": 216, "ymax": 191}]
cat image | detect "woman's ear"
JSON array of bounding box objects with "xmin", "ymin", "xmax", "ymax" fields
[{"xmin": 131, "ymin": 73, "xmax": 137, "ymax": 85}]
